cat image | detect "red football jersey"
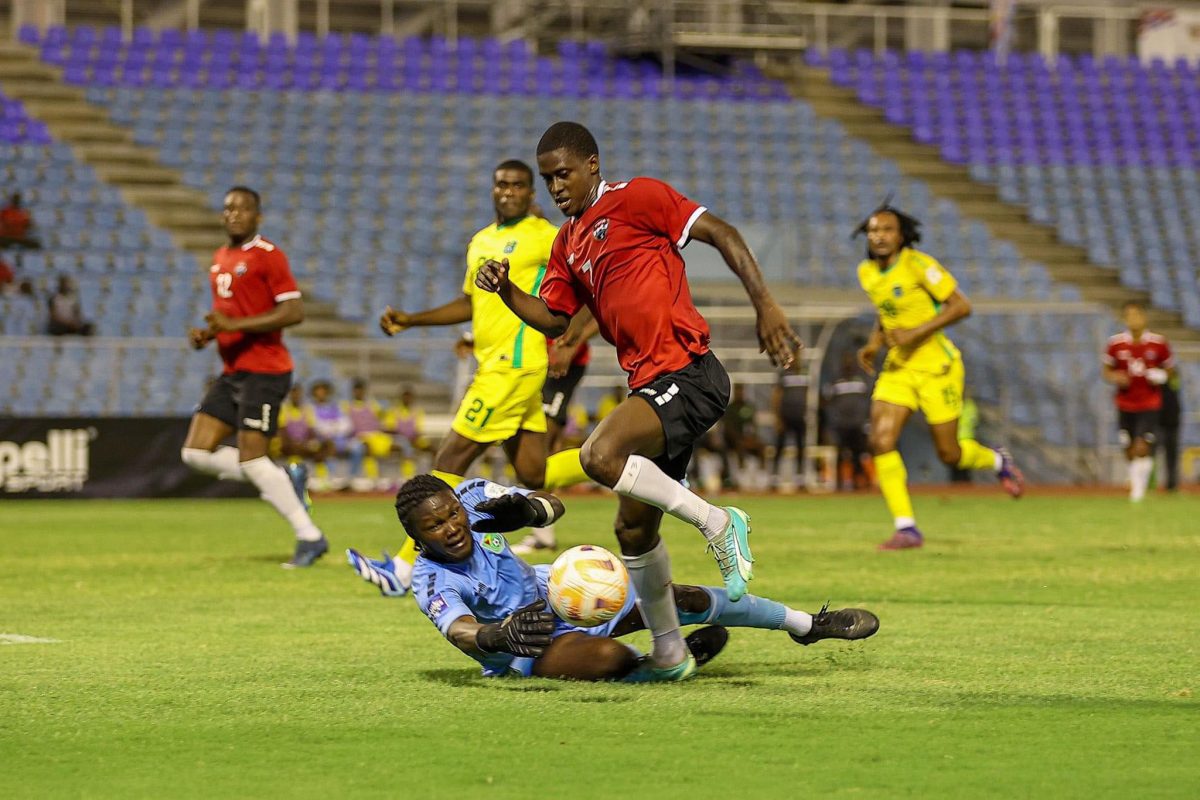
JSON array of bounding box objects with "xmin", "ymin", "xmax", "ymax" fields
[
  {"xmin": 547, "ymin": 337, "xmax": 591, "ymax": 368},
  {"xmin": 538, "ymin": 178, "xmax": 710, "ymax": 389},
  {"xmin": 209, "ymin": 234, "xmax": 300, "ymax": 374},
  {"xmin": 1102, "ymin": 330, "xmax": 1174, "ymax": 412}
]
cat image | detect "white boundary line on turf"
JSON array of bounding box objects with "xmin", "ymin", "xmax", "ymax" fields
[{"xmin": 0, "ymin": 633, "xmax": 63, "ymax": 645}]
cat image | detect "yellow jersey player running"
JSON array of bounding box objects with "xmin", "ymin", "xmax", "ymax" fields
[
  {"xmin": 854, "ymin": 203, "xmax": 1024, "ymax": 550},
  {"xmin": 374, "ymin": 160, "xmax": 591, "ymax": 588}
]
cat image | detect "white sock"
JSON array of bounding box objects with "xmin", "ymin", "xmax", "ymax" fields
[
  {"xmin": 391, "ymin": 555, "xmax": 414, "ymax": 590},
  {"xmin": 612, "ymin": 455, "xmax": 730, "ymax": 544},
  {"xmin": 181, "ymin": 446, "xmax": 247, "ymax": 482},
  {"xmin": 992, "ymin": 451, "xmax": 1003, "ymax": 471},
  {"xmin": 622, "ymin": 539, "xmax": 687, "ymax": 667},
  {"xmin": 529, "ymin": 525, "xmax": 556, "ymax": 546},
  {"xmin": 894, "ymin": 516, "xmax": 916, "ymax": 531},
  {"xmin": 783, "ymin": 607, "xmax": 813, "ymax": 637},
  {"xmin": 1129, "ymin": 456, "xmax": 1153, "ymax": 501},
  {"xmin": 239, "ymin": 456, "xmax": 323, "ymax": 541}
]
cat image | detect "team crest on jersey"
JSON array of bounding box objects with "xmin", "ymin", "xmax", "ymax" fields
[
  {"xmin": 235, "ymin": 263, "xmax": 248, "ymax": 275},
  {"xmin": 481, "ymin": 533, "xmax": 505, "ymax": 554},
  {"xmin": 503, "ymin": 240, "xmax": 518, "ymax": 254},
  {"xmin": 892, "ymin": 285, "xmax": 903, "ymax": 297},
  {"xmin": 592, "ymin": 218, "xmax": 609, "ymax": 241}
]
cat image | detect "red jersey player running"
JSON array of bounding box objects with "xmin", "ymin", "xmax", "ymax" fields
[
  {"xmin": 182, "ymin": 186, "xmax": 328, "ymax": 567},
  {"xmin": 478, "ymin": 122, "xmax": 874, "ymax": 681},
  {"xmin": 1101, "ymin": 300, "xmax": 1176, "ymax": 502}
]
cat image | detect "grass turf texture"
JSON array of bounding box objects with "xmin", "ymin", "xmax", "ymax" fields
[{"xmin": 1, "ymin": 492, "xmax": 1196, "ymax": 799}]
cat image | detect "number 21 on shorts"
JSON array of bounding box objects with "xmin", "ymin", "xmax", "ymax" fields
[{"xmin": 464, "ymin": 397, "xmax": 495, "ymax": 429}]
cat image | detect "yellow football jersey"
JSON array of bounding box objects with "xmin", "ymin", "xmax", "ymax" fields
[
  {"xmin": 857, "ymin": 248, "xmax": 961, "ymax": 373},
  {"xmin": 463, "ymin": 215, "xmax": 558, "ymax": 370}
]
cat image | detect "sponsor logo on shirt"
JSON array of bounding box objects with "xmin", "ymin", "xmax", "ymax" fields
[{"xmin": 427, "ymin": 593, "xmax": 448, "ymax": 620}]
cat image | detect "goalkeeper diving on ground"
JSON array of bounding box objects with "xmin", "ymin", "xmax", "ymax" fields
[{"xmin": 345, "ymin": 475, "xmax": 879, "ymax": 682}]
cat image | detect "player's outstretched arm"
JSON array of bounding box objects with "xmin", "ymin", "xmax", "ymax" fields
[
  {"xmin": 688, "ymin": 212, "xmax": 801, "ymax": 368},
  {"xmin": 206, "ymin": 297, "xmax": 304, "ymax": 335},
  {"xmin": 471, "ymin": 491, "xmax": 565, "ymax": 533},
  {"xmin": 448, "ymin": 600, "xmax": 557, "ymax": 658},
  {"xmin": 475, "ymin": 258, "xmax": 570, "ymax": 337},
  {"xmin": 380, "ymin": 295, "xmax": 471, "ymax": 336}
]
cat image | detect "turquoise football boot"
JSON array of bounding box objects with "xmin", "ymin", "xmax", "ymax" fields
[{"xmin": 707, "ymin": 506, "xmax": 753, "ymax": 601}]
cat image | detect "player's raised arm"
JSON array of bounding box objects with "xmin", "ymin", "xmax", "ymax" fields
[
  {"xmin": 205, "ymin": 296, "xmax": 303, "ymax": 334},
  {"xmin": 475, "ymin": 257, "xmax": 570, "ymax": 337},
  {"xmin": 688, "ymin": 211, "xmax": 801, "ymax": 369},
  {"xmin": 379, "ymin": 294, "xmax": 471, "ymax": 337}
]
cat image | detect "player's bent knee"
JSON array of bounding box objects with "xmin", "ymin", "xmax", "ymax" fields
[{"xmin": 579, "ymin": 438, "xmax": 624, "ymax": 487}]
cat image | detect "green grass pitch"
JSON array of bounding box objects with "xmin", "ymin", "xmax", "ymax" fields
[{"xmin": 1, "ymin": 491, "xmax": 1196, "ymax": 798}]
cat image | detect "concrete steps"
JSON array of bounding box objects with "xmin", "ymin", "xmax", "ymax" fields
[
  {"xmin": 0, "ymin": 36, "xmax": 452, "ymax": 412},
  {"xmin": 779, "ymin": 64, "xmax": 1200, "ymax": 344}
]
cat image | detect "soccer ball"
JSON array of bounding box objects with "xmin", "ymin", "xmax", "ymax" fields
[{"xmin": 546, "ymin": 545, "xmax": 629, "ymax": 627}]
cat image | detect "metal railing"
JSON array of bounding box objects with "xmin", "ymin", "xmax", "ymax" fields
[{"xmin": 7, "ymin": 0, "xmax": 1173, "ymax": 63}]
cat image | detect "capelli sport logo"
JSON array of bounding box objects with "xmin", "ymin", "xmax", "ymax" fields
[{"xmin": 0, "ymin": 428, "xmax": 94, "ymax": 493}]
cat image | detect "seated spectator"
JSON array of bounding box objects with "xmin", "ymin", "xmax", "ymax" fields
[
  {"xmin": 309, "ymin": 379, "xmax": 364, "ymax": 490},
  {"xmin": 343, "ymin": 377, "xmax": 395, "ymax": 490},
  {"xmin": 0, "ymin": 193, "xmax": 41, "ymax": 250},
  {"xmin": 3, "ymin": 279, "xmax": 43, "ymax": 336},
  {"xmin": 276, "ymin": 383, "xmax": 335, "ymax": 466},
  {"xmin": 384, "ymin": 387, "xmax": 435, "ymax": 479},
  {"xmin": 47, "ymin": 275, "xmax": 95, "ymax": 336},
  {"xmin": 593, "ymin": 384, "xmax": 625, "ymax": 425}
]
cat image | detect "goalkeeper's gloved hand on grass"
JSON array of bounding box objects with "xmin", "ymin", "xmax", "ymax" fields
[
  {"xmin": 476, "ymin": 599, "xmax": 556, "ymax": 657},
  {"xmin": 471, "ymin": 493, "xmax": 552, "ymax": 533}
]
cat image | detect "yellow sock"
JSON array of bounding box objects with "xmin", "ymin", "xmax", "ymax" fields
[
  {"xmin": 957, "ymin": 439, "xmax": 999, "ymax": 471},
  {"xmin": 314, "ymin": 462, "xmax": 329, "ymax": 480},
  {"xmin": 401, "ymin": 458, "xmax": 416, "ymax": 479},
  {"xmin": 363, "ymin": 456, "xmax": 379, "ymax": 480},
  {"xmin": 397, "ymin": 536, "xmax": 419, "ymax": 565},
  {"xmin": 430, "ymin": 469, "xmax": 465, "ymax": 488},
  {"xmin": 874, "ymin": 450, "xmax": 914, "ymax": 526},
  {"xmin": 544, "ymin": 448, "xmax": 590, "ymax": 490}
]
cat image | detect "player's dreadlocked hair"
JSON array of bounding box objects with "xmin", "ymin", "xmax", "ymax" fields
[
  {"xmin": 226, "ymin": 185, "xmax": 262, "ymax": 210},
  {"xmin": 536, "ymin": 121, "xmax": 600, "ymax": 159},
  {"xmin": 394, "ymin": 474, "xmax": 453, "ymax": 539},
  {"xmin": 853, "ymin": 199, "xmax": 922, "ymax": 254}
]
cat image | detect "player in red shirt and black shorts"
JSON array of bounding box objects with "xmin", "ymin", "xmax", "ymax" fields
[
  {"xmin": 182, "ymin": 186, "xmax": 328, "ymax": 567},
  {"xmin": 1101, "ymin": 300, "xmax": 1176, "ymax": 502},
  {"xmin": 477, "ymin": 122, "xmax": 878, "ymax": 681}
]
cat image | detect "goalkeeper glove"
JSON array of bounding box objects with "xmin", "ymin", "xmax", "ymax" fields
[
  {"xmin": 476, "ymin": 599, "xmax": 556, "ymax": 657},
  {"xmin": 471, "ymin": 493, "xmax": 553, "ymax": 533}
]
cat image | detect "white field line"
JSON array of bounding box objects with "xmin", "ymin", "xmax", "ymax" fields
[{"xmin": 0, "ymin": 633, "xmax": 63, "ymax": 645}]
